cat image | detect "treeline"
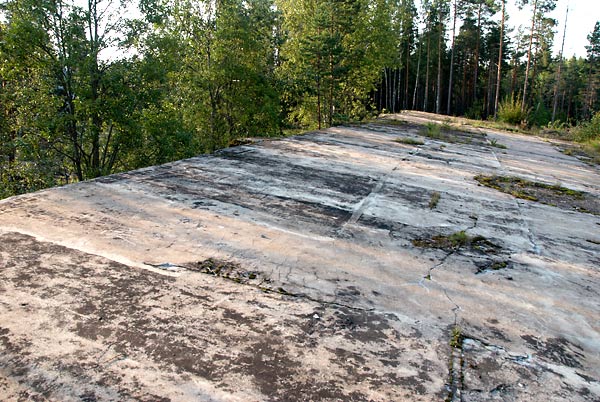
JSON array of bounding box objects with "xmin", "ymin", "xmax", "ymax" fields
[{"xmin": 1, "ymin": 0, "xmax": 599, "ymax": 198}]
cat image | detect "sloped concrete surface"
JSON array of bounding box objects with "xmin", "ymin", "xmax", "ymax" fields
[{"xmin": 1, "ymin": 112, "xmax": 599, "ymax": 401}]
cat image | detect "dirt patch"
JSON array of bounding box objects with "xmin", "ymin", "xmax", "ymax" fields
[{"xmin": 475, "ymin": 175, "xmax": 600, "ymax": 215}]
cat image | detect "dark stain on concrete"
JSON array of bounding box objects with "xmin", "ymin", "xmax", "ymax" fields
[
  {"xmin": 0, "ymin": 232, "xmax": 423, "ymax": 400},
  {"xmin": 521, "ymin": 335, "xmax": 585, "ymax": 369}
]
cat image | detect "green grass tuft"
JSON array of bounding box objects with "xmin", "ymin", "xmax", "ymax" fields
[
  {"xmin": 395, "ymin": 137, "xmax": 425, "ymax": 146},
  {"xmin": 429, "ymin": 191, "xmax": 441, "ymax": 209}
]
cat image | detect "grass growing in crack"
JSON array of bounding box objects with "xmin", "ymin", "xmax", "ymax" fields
[
  {"xmin": 490, "ymin": 261, "xmax": 508, "ymax": 270},
  {"xmin": 374, "ymin": 118, "xmax": 409, "ymax": 126},
  {"xmin": 476, "ymin": 260, "xmax": 510, "ymax": 274},
  {"xmin": 429, "ymin": 191, "xmax": 441, "ymax": 209},
  {"xmin": 449, "ymin": 325, "xmax": 463, "ymax": 348},
  {"xmin": 441, "ymin": 121, "xmax": 453, "ymax": 131},
  {"xmin": 193, "ymin": 258, "xmax": 264, "ymax": 284},
  {"xmin": 413, "ymin": 231, "xmax": 499, "ymax": 253},
  {"xmin": 422, "ymin": 122, "xmax": 442, "ymax": 139},
  {"xmin": 413, "ymin": 231, "xmax": 469, "ymax": 249},
  {"xmin": 395, "ymin": 137, "xmax": 425, "ymax": 146},
  {"xmin": 445, "ymin": 325, "xmax": 465, "ymax": 402},
  {"xmin": 489, "ymin": 139, "xmax": 507, "ymax": 149},
  {"xmin": 475, "ymin": 175, "xmax": 585, "ymax": 202}
]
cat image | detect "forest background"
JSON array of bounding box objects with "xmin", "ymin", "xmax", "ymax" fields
[{"xmin": 1, "ymin": 0, "xmax": 599, "ymax": 198}]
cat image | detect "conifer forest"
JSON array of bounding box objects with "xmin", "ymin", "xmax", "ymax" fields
[{"xmin": 1, "ymin": 0, "xmax": 599, "ymax": 198}]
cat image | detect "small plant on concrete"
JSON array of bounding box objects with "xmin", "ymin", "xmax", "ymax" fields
[
  {"xmin": 429, "ymin": 191, "xmax": 441, "ymax": 209},
  {"xmin": 449, "ymin": 325, "xmax": 463, "ymax": 348},
  {"xmin": 489, "ymin": 139, "xmax": 507, "ymax": 149},
  {"xmin": 497, "ymin": 94, "xmax": 530, "ymax": 125},
  {"xmin": 446, "ymin": 231, "xmax": 470, "ymax": 247},
  {"xmin": 422, "ymin": 122, "xmax": 442, "ymax": 139},
  {"xmin": 395, "ymin": 137, "xmax": 424, "ymax": 146}
]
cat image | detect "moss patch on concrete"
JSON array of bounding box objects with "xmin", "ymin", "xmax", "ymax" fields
[{"xmin": 475, "ymin": 174, "xmax": 600, "ymax": 215}]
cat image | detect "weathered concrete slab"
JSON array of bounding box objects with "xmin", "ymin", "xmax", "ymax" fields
[{"xmin": 1, "ymin": 111, "xmax": 599, "ymax": 401}]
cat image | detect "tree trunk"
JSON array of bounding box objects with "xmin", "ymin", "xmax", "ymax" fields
[
  {"xmin": 583, "ymin": 63, "xmax": 594, "ymax": 119},
  {"xmin": 485, "ymin": 56, "xmax": 495, "ymax": 117},
  {"xmin": 392, "ymin": 68, "xmax": 397, "ymax": 113},
  {"xmin": 460, "ymin": 58, "xmax": 467, "ymax": 114},
  {"xmin": 413, "ymin": 35, "xmax": 422, "ymax": 110},
  {"xmin": 328, "ymin": 9, "xmax": 334, "ymax": 127},
  {"xmin": 522, "ymin": 0, "xmax": 538, "ymax": 112},
  {"xmin": 552, "ymin": 6, "xmax": 568, "ymax": 122},
  {"xmin": 404, "ymin": 40, "xmax": 410, "ymax": 109},
  {"xmin": 446, "ymin": 0, "xmax": 457, "ymax": 115},
  {"xmin": 435, "ymin": 5, "xmax": 443, "ymax": 115},
  {"xmin": 473, "ymin": 2, "xmax": 482, "ymax": 103},
  {"xmin": 384, "ymin": 68, "xmax": 389, "ymax": 111},
  {"xmin": 509, "ymin": 31, "xmax": 522, "ymax": 96},
  {"xmin": 317, "ymin": 73, "xmax": 322, "ymax": 129},
  {"xmin": 424, "ymin": 21, "xmax": 431, "ymax": 111},
  {"xmin": 494, "ymin": 0, "xmax": 505, "ymax": 118}
]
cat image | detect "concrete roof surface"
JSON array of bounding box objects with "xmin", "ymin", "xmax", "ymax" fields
[{"xmin": 1, "ymin": 112, "xmax": 599, "ymax": 401}]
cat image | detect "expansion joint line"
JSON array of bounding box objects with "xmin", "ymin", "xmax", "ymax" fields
[
  {"xmin": 424, "ymin": 220, "xmax": 484, "ymax": 402},
  {"xmin": 342, "ymin": 165, "xmax": 400, "ymax": 230},
  {"xmin": 489, "ymin": 142, "xmax": 540, "ymax": 255}
]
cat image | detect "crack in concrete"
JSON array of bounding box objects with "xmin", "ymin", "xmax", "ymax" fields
[
  {"xmin": 197, "ymin": 266, "xmax": 376, "ymax": 313},
  {"xmin": 488, "ymin": 146, "xmax": 541, "ymax": 255},
  {"xmin": 416, "ymin": 220, "xmax": 481, "ymax": 402}
]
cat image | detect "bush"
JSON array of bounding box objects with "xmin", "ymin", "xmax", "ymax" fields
[
  {"xmin": 573, "ymin": 111, "xmax": 600, "ymax": 142},
  {"xmin": 465, "ymin": 100, "xmax": 484, "ymax": 120},
  {"xmin": 529, "ymin": 102, "xmax": 551, "ymax": 127},
  {"xmin": 497, "ymin": 95, "xmax": 529, "ymax": 125},
  {"xmin": 421, "ymin": 122, "xmax": 441, "ymax": 138}
]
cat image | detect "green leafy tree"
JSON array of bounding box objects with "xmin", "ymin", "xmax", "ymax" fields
[
  {"xmin": 140, "ymin": 0, "xmax": 282, "ymax": 149},
  {"xmin": 583, "ymin": 21, "xmax": 600, "ymax": 119}
]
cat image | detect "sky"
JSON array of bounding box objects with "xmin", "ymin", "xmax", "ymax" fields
[{"xmin": 506, "ymin": 0, "xmax": 598, "ymax": 58}]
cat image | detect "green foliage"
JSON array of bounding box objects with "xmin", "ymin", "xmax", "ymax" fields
[
  {"xmin": 529, "ymin": 101, "xmax": 551, "ymax": 127},
  {"xmin": 449, "ymin": 325, "xmax": 462, "ymax": 348},
  {"xmin": 475, "ymin": 174, "xmax": 585, "ymax": 202},
  {"xmin": 465, "ymin": 101, "xmax": 485, "ymax": 120},
  {"xmin": 0, "ymin": 0, "xmax": 285, "ymax": 198},
  {"xmin": 429, "ymin": 191, "xmax": 441, "ymax": 209},
  {"xmin": 422, "ymin": 122, "xmax": 442, "ymax": 138},
  {"xmin": 497, "ymin": 95, "xmax": 529, "ymax": 125},
  {"xmin": 489, "ymin": 139, "xmax": 507, "ymax": 149},
  {"xmin": 0, "ymin": 0, "xmax": 597, "ymax": 200},
  {"xmin": 395, "ymin": 137, "xmax": 425, "ymax": 146},
  {"xmin": 573, "ymin": 112, "xmax": 600, "ymax": 142}
]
